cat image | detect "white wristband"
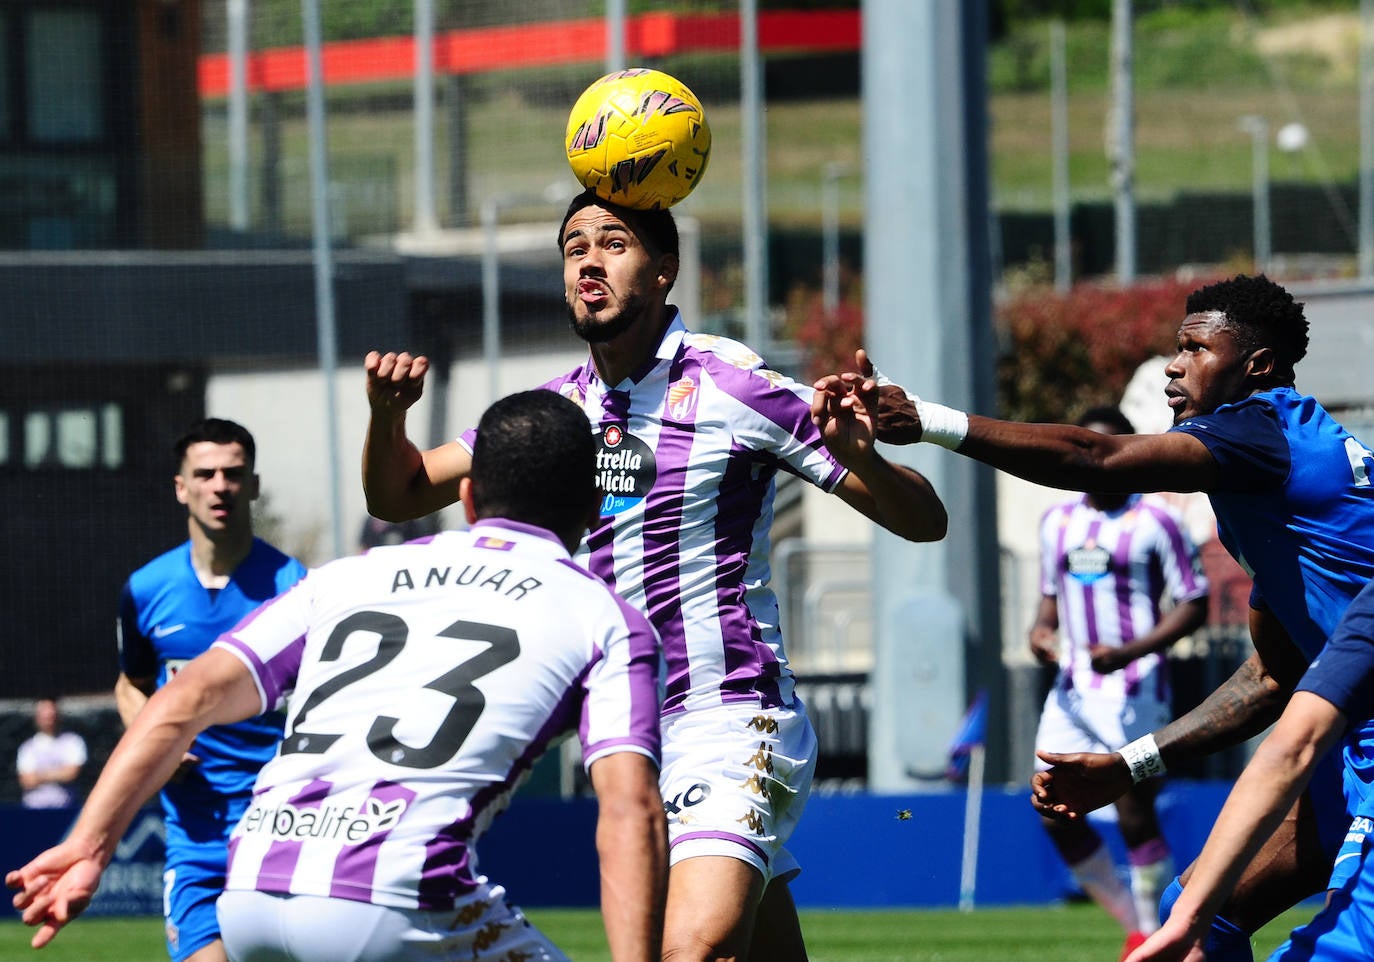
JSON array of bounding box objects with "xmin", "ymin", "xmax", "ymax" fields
[
  {"xmin": 1119, "ymin": 734, "xmax": 1166, "ymax": 784},
  {"xmin": 868, "ymin": 365, "xmax": 968, "ymax": 450},
  {"xmin": 914, "ymin": 398, "xmax": 969, "ymax": 450}
]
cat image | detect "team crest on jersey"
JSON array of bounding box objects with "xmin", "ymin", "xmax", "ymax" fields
[
  {"xmin": 474, "ymin": 536, "xmax": 516, "ymax": 551},
  {"xmin": 596, "ymin": 428, "xmax": 656, "ymax": 517},
  {"xmin": 1066, "ymin": 541, "xmax": 1112, "ymax": 584},
  {"xmin": 667, "ymin": 376, "xmax": 698, "ymax": 421}
]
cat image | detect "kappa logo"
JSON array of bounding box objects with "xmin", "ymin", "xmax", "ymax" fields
[{"xmin": 152, "ymin": 623, "xmax": 186, "ymax": 638}]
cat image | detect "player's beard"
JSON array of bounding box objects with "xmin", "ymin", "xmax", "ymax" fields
[{"xmin": 567, "ymin": 290, "xmax": 647, "ymax": 344}]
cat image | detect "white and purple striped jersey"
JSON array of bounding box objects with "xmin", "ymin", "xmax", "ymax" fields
[
  {"xmin": 466, "ymin": 314, "xmax": 848, "ymax": 717},
  {"xmin": 1040, "ymin": 493, "xmax": 1209, "ymax": 700},
  {"xmin": 212, "ymin": 520, "xmax": 661, "ymax": 911}
]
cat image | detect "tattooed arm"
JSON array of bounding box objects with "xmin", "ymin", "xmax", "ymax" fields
[{"xmin": 1031, "ymin": 606, "xmax": 1301, "ymax": 820}]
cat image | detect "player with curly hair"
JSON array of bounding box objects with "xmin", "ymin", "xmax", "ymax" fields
[{"xmin": 815, "ymin": 273, "xmax": 1374, "ymax": 962}]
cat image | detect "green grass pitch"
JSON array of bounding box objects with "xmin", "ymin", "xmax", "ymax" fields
[{"xmin": 0, "ymin": 903, "xmax": 1317, "ymax": 961}]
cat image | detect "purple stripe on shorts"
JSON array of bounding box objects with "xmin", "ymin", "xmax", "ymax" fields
[{"xmin": 672, "ymin": 829, "xmax": 770, "ymax": 865}]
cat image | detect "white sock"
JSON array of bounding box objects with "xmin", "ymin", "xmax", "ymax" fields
[
  {"xmin": 1129, "ymin": 853, "xmax": 1174, "ymax": 935},
  {"xmin": 1069, "ymin": 844, "xmax": 1140, "ymax": 933}
]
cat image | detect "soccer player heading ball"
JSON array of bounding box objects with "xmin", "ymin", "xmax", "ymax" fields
[{"xmin": 565, "ymin": 67, "xmax": 711, "ymax": 211}]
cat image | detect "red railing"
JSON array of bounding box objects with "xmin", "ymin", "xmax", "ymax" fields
[{"xmin": 198, "ymin": 10, "xmax": 861, "ymax": 96}]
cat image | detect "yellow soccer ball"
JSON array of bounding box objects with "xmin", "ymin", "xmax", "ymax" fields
[{"xmin": 565, "ymin": 68, "xmax": 712, "ymax": 211}]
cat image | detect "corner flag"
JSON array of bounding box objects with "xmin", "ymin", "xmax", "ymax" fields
[{"xmin": 946, "ymin": 690, "xmax": 988, "ymax": 782}]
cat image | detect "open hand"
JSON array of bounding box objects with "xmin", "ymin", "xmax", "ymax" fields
[
  {"xmin": 1030, "ymin": 750, "xmax": 1131, "ymax": 820},
  {"xmin": 1123, "ymin": 915, "xmax": 1206, "ymax": 962},
  {"xmin": 7, "ymin": 840, "xmax": 104, "ymax": 948}
]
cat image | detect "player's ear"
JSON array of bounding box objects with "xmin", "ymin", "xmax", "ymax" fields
[
  {"xmin": 459, "ymin": 477, "xmax": 478, "ymax": 526},
  {"xmin": 657, "ymin": 253, "xmax": 679, "ymax": 290},
  {"xmin": 248, "ymin": 472, "xmax": 261, "ymax": 501},
  {"xmin": 174, "ymin": 475, "xmax": 189, "ymax": 506},
  {"xmin": 1245, "ymin": 346, "xmax": 1276, "ymax": 380}
]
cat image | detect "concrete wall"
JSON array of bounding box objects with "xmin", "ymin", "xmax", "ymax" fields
[{"xmin": 206, "ymin": 347, "xmax": 584, "ymax": 566}]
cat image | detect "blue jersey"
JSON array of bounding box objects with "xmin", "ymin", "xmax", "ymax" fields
[
  {"xmin": 1172, "ymin": 387, "xmax": 1374, "ymax": 659},
  {"xmin": 118, "ymin": 538, "xmax": 307, "ymax": 815},
  {"xmin": 1174, "ymin": 387, "xmax": 1374, "ymax": 836},
  {"xmin": 1300, "ymin": 579, "xmax": 1374, "ymax": 821}
]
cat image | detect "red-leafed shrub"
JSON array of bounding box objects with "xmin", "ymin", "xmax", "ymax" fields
[
  {"xmin": 787, "ymin": 273, "xmax": 1219, "ymax": 424},
  {"xmin": 995, "ymin": 276, "xmax": 1214, "ymax": 423}
]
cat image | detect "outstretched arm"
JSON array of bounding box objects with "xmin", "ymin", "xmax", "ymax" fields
[
  {"xmin": 7, "ymin": 650, "xmax": 259, "ymax": 948},
  {"xmin": 362, "ymin": 351, "xmax": 471, "ymax": 521},
  {"xmin": 1033, "ymin": 606, "xmax": 1300, "ymax": 819},
  {"xmin": 589, "ymin": 752, "xmax": 667, "ymax": 962},
  {"xmin": 1124, "ymin": 691, "xmax": 1345, "ymax": 962},
  {"xmin": 815, "ymin": 349, "xmax": 1220, "ymax": 495},
  {"xmin": 811, "ymin": 360, "xmax": 947, "ymax": 542}
]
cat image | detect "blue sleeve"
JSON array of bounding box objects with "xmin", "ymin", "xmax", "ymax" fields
[
  {"xmin": 1170, "ymin": 399, "xmax": 1290, "ymax": 493},
  {"xmin": 116, "ymin": 580, "xmax": 157, "ymax": 679},
  {"xmin": 1296, "ymin": 580, "xmax": 1374, "ymax": 723}
]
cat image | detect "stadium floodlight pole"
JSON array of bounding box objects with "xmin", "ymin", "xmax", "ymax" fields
[
  {"xmin": 863, "ymin": 0, "xmax": 1002, "ymax": 789},
  {"xmin": 821, "ymin": 161, "xmax": 851, "ymax": 317},
  {"xmin": 740, "ymin": 0, "xmax": 769, "ymax": 355},
  {"xmin": 1050, "ymin": 19, "xmax": 1071, "ymax": 293},
  {"xmin": 301, "ymin": 0, "xmax": 346, "ymax": 562},
  {"xmin": 413, "ymin": 0, "xmax": 439, "ymax": 235},
  {"xmin": 227, "ymin": 0, "xmax": 250, "ymax": 232},
  {"xmin": 1111, "ymin": 0, "xmax": 1136, "ymax": 283},
  {"xmin": 1240, "ymin": 115, "xmax": 1272, "ymax": 275},
  {"xmin": 605, "ymin": 0, "xmax": 627, "ymax": 73},
  {"xmin": 1361, "ymin": 0, "xmax": 1374, "ymax": 281},
  {"xmin": 480, "ymin": 196, "xmax": 502, "ymax": 406}
]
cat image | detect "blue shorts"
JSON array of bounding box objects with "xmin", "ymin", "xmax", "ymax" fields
[
  {"xmin": 1309, "ymin": 746, "xmax": 1351, "ymax": 885},
  {"xmin": 161, "ymin": 794, "xmax": 250, "ymax": 962},
  {"xmin": 1269, "ymin": 832, "xmax": 1373, "ymax": 962}
]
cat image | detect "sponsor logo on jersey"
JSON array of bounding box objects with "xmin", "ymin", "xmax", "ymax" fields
[
  {"xmin": 1066, "ymin": 541, "xmax": 1112, "ymax": 584},
  {"xmin": 152, "ymin": 623, "xmax": 186, "ymax": 638},
  {"xmin": 240, "ymin": 795, "xmax": 408, "ymax": 843},
  {"xmin": 597, "ymin": 429, "xmax": 656, "ymax": 516},
  {"xmin": 662, "ymin": 781, "xmax": 711, "ymax": 816}
]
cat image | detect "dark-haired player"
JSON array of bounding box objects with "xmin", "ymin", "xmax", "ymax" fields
[
  {"xmin": 815, "ymin": 273, "xmax": 1374, "ymax": 961},
  {"xmin": 362, "ymin": 188, "xmax": 950, "ymax": 962},
  {"xmin": 10, "ymin": 391, "xmax": 667, "ymax": 962},
  {"xmin": 115, "ymin": 418, "xmax": 307, "ymax": 962}
]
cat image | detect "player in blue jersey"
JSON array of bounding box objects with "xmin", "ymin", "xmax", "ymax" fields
[
  {"xmin": 1124, "ymin": 578, "xmax": 1374, "ymax": 962},
  {"xmin": 116, "ymin": 418, "xmax": 307, "ymax": 962},
  {"xmin": 813, "ymin": 274, "xmax": 1374, "ymax": 962}
]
